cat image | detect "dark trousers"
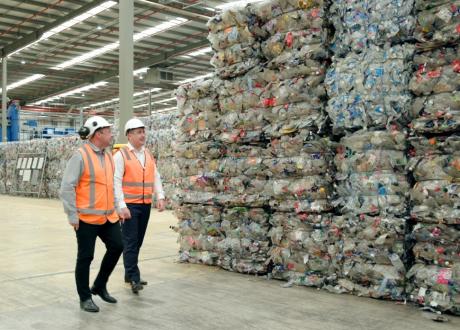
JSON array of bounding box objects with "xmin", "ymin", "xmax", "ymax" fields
[
  {"xmin": 121, "ymin": 203, "xmax": 151, "ymax": 283},
  {"xmin": 75, "ymin": 220, "xmax": 123, "ymax": 301}
]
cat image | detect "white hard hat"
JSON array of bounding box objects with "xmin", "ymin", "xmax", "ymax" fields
[
  {"xmin": 124, "ymin": 118, "xmax": 145, "ymax": 135},
  {"xmin": 84, "ymin": 116, "xmax": 112, "ymax": 138}
]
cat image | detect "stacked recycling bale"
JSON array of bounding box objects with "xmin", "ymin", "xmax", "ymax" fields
[
  {"xmin": 212, "ymin": 73, "xmax": 273, "ymax": 273},
  {"xmin": 174, "ymin": 78, "xmax": 227, "ymax": 267},
  {"xmin": 146, "ymin": 112, "xmax": 180, "ymax": 209},
  {"xmin": 331, "ymin": 130, "xmax": 409, "ymax": 299},
  {"xmin": 207, "ymin": 5, "xmax": 261, "ymax": 78},
  {"xmin": 237, "ymin": 0, "xmax": 339, "ymax": 287},
  {"xmin": 329, "ymin": 0, "xmax": 416, "ymax": 57},
  {"xmin": 405, "ymin": 0, "xmax": 460, "ymax": 315},
  {"xmin": 44, "ymin": 136, "xmax": 81, "ymax": 198},
  {"xmin": 325, "ymin": 1, "xmax": 416, "ymax": 299}
]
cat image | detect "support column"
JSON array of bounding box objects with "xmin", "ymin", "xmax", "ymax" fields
[
  {"xmin": 1, "ymin": 57, "xmax": 7, "ymax": 142},
  {"xmin": 117, "ymin": 0, "xmax": 134, "ymax": 143}
]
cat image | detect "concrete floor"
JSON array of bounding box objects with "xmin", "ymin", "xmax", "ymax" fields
[{"xmin": 0, "ymin": 195, "xmax": 458, "ymax": 330}]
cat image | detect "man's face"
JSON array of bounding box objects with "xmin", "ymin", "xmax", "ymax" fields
[
  {"xmin": 96, "ymin": 127, "xmax": 113, "ymax": 148},
  {"xmin": 128, "ymin": 127, "xmax": 145, "ymax": 148}
]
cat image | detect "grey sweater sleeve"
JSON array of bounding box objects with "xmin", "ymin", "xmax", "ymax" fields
[{"xmin": 59, "ymin": 151, "xmax": 84, "ymax": 224}]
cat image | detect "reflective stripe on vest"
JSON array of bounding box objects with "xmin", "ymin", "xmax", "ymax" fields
[
  {"xmin": 120, "ymin": 146, "xmax": 156, "ymax": 204},
  {"xmin": 76, "ymin": 143, "xmax": 118, "ymax": 224}
]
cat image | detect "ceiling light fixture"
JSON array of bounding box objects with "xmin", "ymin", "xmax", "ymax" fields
[
  {"xmin": 53, "ymin": 17, "xmax": 188, "ymax": 70},
  {"xmin": 0, "ymin": 74, "xmax": 45, "ymax": 93},
  {"xmin": 31, "ymin": 81, "xmax": 108, "ymax": 105},
  {"xmin": 8, "ymin": 1, "xmax": 116, "ymax": 57}
]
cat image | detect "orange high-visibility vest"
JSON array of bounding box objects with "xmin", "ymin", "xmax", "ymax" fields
[
  {"xmin": 76, "ymin": 143, "xmax": 118, "ymax": 224},
  {"xmin": 120, "ymin": 146, "xmax": 157, "ymax": 204}
]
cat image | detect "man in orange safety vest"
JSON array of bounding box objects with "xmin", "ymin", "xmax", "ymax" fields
[
  {"xmin": 60, "ymin": 116, "xmax": 123, "ymax": 313},
  {"xmin": 113, "ymin": 118, "xmax": 165, "ymax": 294}
]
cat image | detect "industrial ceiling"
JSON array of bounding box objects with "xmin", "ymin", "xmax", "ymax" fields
[{"xmin": 0, "ymin": 0, "xmax": 239, "ymax": 117}]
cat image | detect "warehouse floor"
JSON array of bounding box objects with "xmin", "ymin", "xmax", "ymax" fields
[{"xmin": 0, "ymin": 195, "xmax": 458, "ymax": 330}]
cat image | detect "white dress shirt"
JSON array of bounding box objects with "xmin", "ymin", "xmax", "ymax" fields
[{"xmin": 113, "ymin": 142, "xmax": 165, "ymax": 211}]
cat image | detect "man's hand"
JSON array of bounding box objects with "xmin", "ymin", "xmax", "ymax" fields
[
  {"xmin": 70, "ymin": 222, "xmax": 79, "ymax": 230},
  {"xmin": 118, "ymin": 207, "xmax": 131, "ymax": 223},
  {"xmin": 157, "ymin": 199, "xmax": 166, "ymax": 212}
]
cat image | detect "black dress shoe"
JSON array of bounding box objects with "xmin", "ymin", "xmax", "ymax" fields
[
  {"xmin": 130, "ymin": 281, "xmax": 143, "ymax": 294},
  {"xmin": 80, "ymin": 298, "xmax": 99, "ymax": 312},
  {"xmin": 125, "ymin": 277, "xmax": 148, "ymax": 285},
  {"xmin": 91, "ymin": 286, "xmax": 117, "ymax": 304}
]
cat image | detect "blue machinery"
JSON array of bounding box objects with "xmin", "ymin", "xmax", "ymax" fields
[{"xmin": 0, "ymin": 101, "xmax": 20, "ymax": 142}]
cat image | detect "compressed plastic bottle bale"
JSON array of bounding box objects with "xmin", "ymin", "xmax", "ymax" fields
[
  {"xmin": 265, "ymin": 100, "xmax": 324, "ymax": 123},
  {"xmin": 208, "ymin": 25, "xmax": 256, "ymax": 50},
  {"xmin": 176, "ymin": 78, "xmax": 217, "ymax": 100},
  {"xmin": 410, "ymin": 48, "xmax": 460, "ymax": 96},
  {"xmin": 267, "ymin": 75, "xmax": 326, "ymax": 106},
  {"xmin": 221, "ymin": 207, "xmax": 270, "ymax": 239},
  {"xmin": 410, "ymin": 223, "xmax": 460, "ymax": 266},
  {"xmin": 211, "ymin": 43, "xmax": 261, "ymax": 69},
  {"xmin": 260, "ymin": 8, "xmax": 325, "ymax": 35},
  {"xmin": 218, "ymin": 129, "xmax": 266, "ymax": 144},
  {"xmin": 336, "ymin": 171, "xmax": 409, "ymax": 209},
  {"xmin": 217, "ymin": 207, "xmax": 271, "ymax": 274},
  {"xmin": 337, "ymin": 129, "xmax": 407, "ymax": 152},
  {"xmin": 215, "ymin": 58, "xmax": 262, "ymax": 79},
  {"xmin": 410, "ymin": 181, "xmax": 459, "ymax": 224},
  {"xmin": 326, "ymin": 45, "xmax": 415, "ymax": 133},
  {"xmin": 176, "ymin": 191, "xmax": 219, "ymax": 205},
  {"xmin": 268, "ymin": 211, "xmax": 341, "ymax": 286},
  {"xmin": 329, "ymin": 0, "xmax": 415, "ymax": 56},
  {"xmin": 406, "ymin": 263, "xmax": 460, "ymax": 315},
  {"xmin": 269, "ymin": 198, "xmax": 332, "ymax": 213},
  {"xmin": 178, "ymin": 234, "xmax": 222, "ymax": 265},
  {"xmin": 271, "ymin": 176, "xmax": 332, "ymax": 200},
  {"xmin": 249, "ymin": 0, "xmax": 328, "ymax": 22},
  {"xmin": 218, "ymin": 89, "xmax": 264, "ymax": 113},
  {"xmin": 263, "ymin": 112, "xmax": 327, "ymax": 138},
  {"xmin": 337, "ymin": 262, "xmax": 406, "ymax": 300},
  {"xmin": 215, "ymin": 192, "xmax": 270, "ymax": 207},
  {"xmin": 414, "ymin": 1, "xmax": 460, "ymax": 50},
  {"xmin": 408, "ymin": 153, "xmax": 460, "ymax": 223},
  {"xmin": 207, "ymin": 6, "xmax": 251, "ymax": 34},
  {"xmin": 262, "ymin": 155, "xmax": 333, "ymax": 178},
  {"xmin": 178, "ymin": 97, "xmax": 219, "ymax": 116},
  {"xmin": 269, "ymin": 132, "xmax": 332, "ymax": 158},
  {"xmin": 335, "ymin": 214, "xmax": 406, "ymax": 265},
  {"xmin": 335, "ymin": 130, "xmax": 407, "ymax": 174},
  {"xmin": 410, "ymin": 92, "xmax": 460, "ymax": 132},
  {"xmin": 408, "ymin": 46, "xmax": 460, "ymax": 134},
  {"xmin": 174, "ymin": 204, "xmax": 222, "ymax": 233},
  {"xmin": 408, "ymin": 134, "xmax": 460, "ymax": 156},
  {"xmin": 176, "ymin": 173, "xmax": 221, "ymax": 193},
  {"xmin": 335, "ymin": 148, "xmax": 407, "ymax": 174},
  {"xmin": 219, "ymin": 109, "xmax": 268, "ymax": 132},
  {"xmin": 176, "ymin": 129, "xmax": 221, "ymax": 143},
  {"xmin": 173, "ymin": 140, "xmax": 226, "ymax": 159},
  {"xmin": 214, "ymin": 67, "xmax": 268, "ymax": 98},
  {"xmin": 262, "ymin": 33, "xmax": 329, "ymax": 67},
  {"xmin": 410, "ymin": 154, "xmax": 460, "ymax": 181},
  {"xmin": 178, "ymin": 111, "xmax": 220, "ymax": 136}
]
